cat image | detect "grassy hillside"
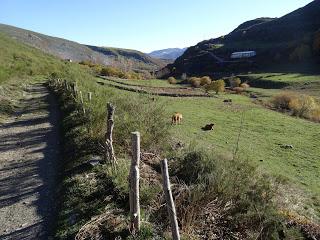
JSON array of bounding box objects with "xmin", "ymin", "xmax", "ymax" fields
[
  {"xmin": 0, "ymin": 23, "xmax": 164, "ymax": 71},
  {"xmin": 0, "ymin": 33, "xmax": 64, "ymax": 83},
  {"xmin": 1, "ymin": 30, "xmax": 319, "ymax": 239},
  {"xmin": 162, "ymin": 0, "xmax": 320, "ymax": 77},
  {"xmin": 47, "ymin": 74, "xmax": 320, "ymax": 239}
]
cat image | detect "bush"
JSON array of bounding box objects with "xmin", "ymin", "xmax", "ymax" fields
[
  {"xmin": 272, "ymin": 92, "xmax": 297, "ymax": 110},
  {"xmin": 100, "ymin": 66, "xmax": 122, "ymax": 77},
  {"xmin": 200, "ymin": 76, "xmax": 212, "ymax": 86},
  {"xmin": 189, "ymin": 77, "xmax": 201, "ymax": 88},
  {"xmin": 290, "ymin": 44, "xmax": 312, "ymax": 61},
  {"xmin": 170, "ymin": 148, "xmax": 282, "ymax": 239},
  {"xmin": 309, "ymin": 107, "xmax": 320, "ymax": 122},
  {"xmin": 313, "ymin": 30, "xmax": 320, "ymax": 54},
  {"xmin": 229, "ymin": 77, "xmax": 241, "ymax": 88},
  {"xmin": 271, "ymin": 92, "xmax": 320, "ymax": 121},
  {"xmin": 167, "ymin": 77, "xmax": 177, "ymax": 84},
  {"xmin": 233, "ymin": 86, "xmax": 245, "ymax": 94},
  {"xmin": 205, "ymin": 80, "xmax": 225, "ymax": 94},
  {"xmin": 289, "ymin": 95, "xmax": 316, "ymax": 117},
  {"xmin": 100, "ymin": 66, "xmax": 143, "ymax": 80},
  {"xmin": 240, "ymin": 82, "xmax": 250, "ymax": 89}
]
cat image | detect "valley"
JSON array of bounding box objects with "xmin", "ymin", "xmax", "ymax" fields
[{"xmin": 0, "ymin": 0, "xmax": 320, "ymax": 239}]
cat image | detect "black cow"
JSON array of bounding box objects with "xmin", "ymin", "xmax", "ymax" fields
[{"xmin": 201, "ymin": 123, "xmax": 215, "ymax": 131}]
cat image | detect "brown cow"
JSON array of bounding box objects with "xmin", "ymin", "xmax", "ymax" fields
[{"xmin": 171, "ymin": 112, "xmax": 183, "ymax": 125}]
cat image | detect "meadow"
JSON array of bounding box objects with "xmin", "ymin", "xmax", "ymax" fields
[
  {"xmin": 1, "ymin": 32, "xmax": 320, "ymax": 238},
  {"xmin": 96, "ymin": 80, "xmax": 320, "ymax": 215}
]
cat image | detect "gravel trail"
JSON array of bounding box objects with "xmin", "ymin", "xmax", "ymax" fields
[{"xmin": 0, "ymin": 83, "xmax": 61, "ymax": 239}]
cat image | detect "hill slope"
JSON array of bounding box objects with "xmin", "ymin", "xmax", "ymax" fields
[
  {"xmin": 148, "ymin": 48, "xmax": 187, "ymax": 60},
  {"xmin": 161, "ymin": 0, "xmax": 320, "ymax": 77},
  {"xmin": 0, "ymin": 24, "xmax": 164, "ymax": 71}
]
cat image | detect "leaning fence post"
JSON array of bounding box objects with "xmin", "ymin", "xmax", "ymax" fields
[
  {"xmin": 161, "ymin": 159, "xmax": 180, "ymax": 240},
  {"xmin": 129, "ymin": 132, "xmax": 140, "ymax": 234},
  {"xmin": 88, "ymin": 92, "xmax": 92, "ymax": 102},
  {"xmin": 79, "ymin": 91, "xmax": 86, "ymax": 114},
  {"xmin": 105, "ymin": 102, "xmax": 116, "ymax": 164}
]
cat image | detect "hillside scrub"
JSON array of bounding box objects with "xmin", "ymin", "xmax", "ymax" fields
[
  {"xmin": 0, "ymin": 33, "xmax": 70, "ymax": 84},
  {"xmin": 200, "ymin": 76, "xmax": 212, "ymax": 85},
  {"xmin": 229, "ymin": 77, "xmax": 241, "ymax": 88},
  {"xmin": 205, "ymin": 79, "xmax": 226, "ymax": 94},
  {"xmin": 164, "ymin": 147, "xmax": 304, "ymax": 239},
  {"xmin": 271, "ymin": 92, "xmax": 320, "ymax": 122},
  {"xmin": 167, "ymin": 76, "xmax": 177, "ymax": 84}
]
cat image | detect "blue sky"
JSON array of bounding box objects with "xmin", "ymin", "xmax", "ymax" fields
[{"xmin": 0, "ymin": 0, "xmax": 314, "ymax": 52}]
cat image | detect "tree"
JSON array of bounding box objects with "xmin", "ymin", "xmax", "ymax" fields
[
  {"xmin": 200, "ymin": 76, "xmax": 212, "ymax": 86},
  {"xmin": 168, "ymin": 77, "xmax": 177, "ymax": 84},
  {"xmin": 205, "ymin": 80, "xmax": 225, "ymax": 94},
  {"xmin": 289, "ymin": 44, "xmax": 312, "ymax": 62},
  {"xmin": 189, "ymin": 77, "xmax": 201, "ymax": 88},
  {"xmin": 229, "ymin": 77, "xmax": 241, "ymax": 88},
  {"xmin": 313, "ymin": 30, "xmax": 320, "ymax": 55}
]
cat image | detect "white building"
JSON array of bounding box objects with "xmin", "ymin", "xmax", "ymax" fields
[{"xmin": 230, "ymin": 51, "xmax": 256, "ymax": 59}]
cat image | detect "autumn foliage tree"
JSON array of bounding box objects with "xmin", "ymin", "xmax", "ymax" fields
[
  {"xmin": 313, "ymin": 30, "xmax": 320, "ymax": 55},
  {"xmin": 289, "ymin": 44, "xmax": 312, "ymax": 61},
  {"xmin": 205, "ymin": 80, "xmax": 225, "ymax": 94}
]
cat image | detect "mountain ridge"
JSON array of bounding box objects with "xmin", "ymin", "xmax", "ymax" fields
[
  {"xmin": 159, "ymin": 0, "xmax": 320, "ymax": 78},
  {"xmin": 0, "ymin": 23, "xmax": 165, "ymax": 71},
  {"xmin": 148, "ymin": 47, "xmax": 187, "ymax": 60}
]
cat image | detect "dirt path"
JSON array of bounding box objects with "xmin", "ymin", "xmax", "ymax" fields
[{"xmin": 0, "ymin": 83, "xmax": 61, "ymax": 239}]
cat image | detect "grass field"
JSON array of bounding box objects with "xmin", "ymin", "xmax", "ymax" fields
[
  {"xmin": 107, "ymin": 78, "xmax": 184, "ymax": 88},
  {"xmin": 2, "ymin": 30, "xmax": 320, "ymax": 237},
  {"xmin": 242, "ymin": 73, "xmax": 320, "ymax": 84},
  {"xmin": 94, "ymin": 77, "xmax": 320, "ymax": 202},
  {"xmin": 93, "ymin": 78, "xmax": 320, "ymax": 221}
]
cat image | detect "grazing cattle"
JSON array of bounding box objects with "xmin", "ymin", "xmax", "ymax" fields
[
  {"xmin": 250, "ymin": 93, "xmax": 258, "ymax": 99},
  {"xmin": 223, "ymin": 99, "xmax": 232, "ymax": 103},
  {"xmin": 171, "ymin": 112, "xmax": 183, "ymax": 125},
  {"xmin": 201, "ymin": 123, "xmax": 215, "ymax": 131}
]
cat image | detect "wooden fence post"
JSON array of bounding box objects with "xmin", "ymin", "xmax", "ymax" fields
[
  {"xmin": 73, "ymin": 84, "xmax": 78, "ymax": 98},
  {"xmin": 161, "ymin": 159, "xmax": 180, "ymax": 240},
  {"xmin": 79, "ymin": 91, "xmax": 86, "ymax": 114},
  {"xmin": 88, "ymin": 92, "xmax": 92, "ymax": 102},
  {"xmin": 105, "ymin": 102, "xmax": 116, "ymax": 164},
  {"xmin": 129, "ymin": 132, "xmax": 140, "ymax": 234}
]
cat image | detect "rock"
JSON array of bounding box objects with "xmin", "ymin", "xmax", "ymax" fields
[
  {"xmin": 20, "ymin": 223, "xmax": 28, "ymax": 228},
  {"xmin": 88, "ymin": 156, "xmax": 103, "ymax": 166},
  {"xmin": 280, "ymin": 144, "xmax": 294, "ymax": 149}
]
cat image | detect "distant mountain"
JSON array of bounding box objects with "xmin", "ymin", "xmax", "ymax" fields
[
  {"xmin": 0, "ymin": 23, "xmax": 165, "ymax": 71},
  {"xmin": 148, "ymin": 48, "xmax": 187, "ymax": 60},
  {"xmin": 159, "ymin": 0, "xmax": 320, "ymax": 78}
]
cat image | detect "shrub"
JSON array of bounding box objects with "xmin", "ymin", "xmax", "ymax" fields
[
  {"xmin": 233, "ymin": 87, "xmax": 245, "ymax": 94},
  {"xmin": 100, "ymin": 66, "xmax": 122, "ymax": 77},
  {"xmin": 272, "ymin": 92, "xmax": 297, "ymax": 110},
  {"xmin": 240, "ymin": 82, "xmax": 250, "ymax": 89},
  {"xmin": 313, "ymin": 30, "xmax": 320, "ymax": 54},
  {"xmin": 229, "ymin": 77, "xmax": 241, "ymax": 88},
  {"xmin": 309, "ymin": 107, "xmax": 320, "ymax": 122},
  {"xmin": 169, "ymin": 148, "xmax": 282, "ymax": 239},
  {"xmin": 189, "ymin": 77, "xmax": 201, "ymax": 88},
  {"xmin": 289, "ymin": 95, "xmax": 316, "ymax": 117},
  {"xmin": 200, "ymin": 76, "xmax": 212, "ymax": 86},
  {"xmin": 205, "ymin": 80, "xmax": 225, "ymax": 94},
  {"xmin": 271, "ymin": 92, "xmax": 320, "ymax": 121},
  {"xmin": 167, "ymin": 77, "xmax": 177, "ymax": 84},
  {"xmin": 290, "ymin": 44, "xmax": 312, "ymax": 61}
]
